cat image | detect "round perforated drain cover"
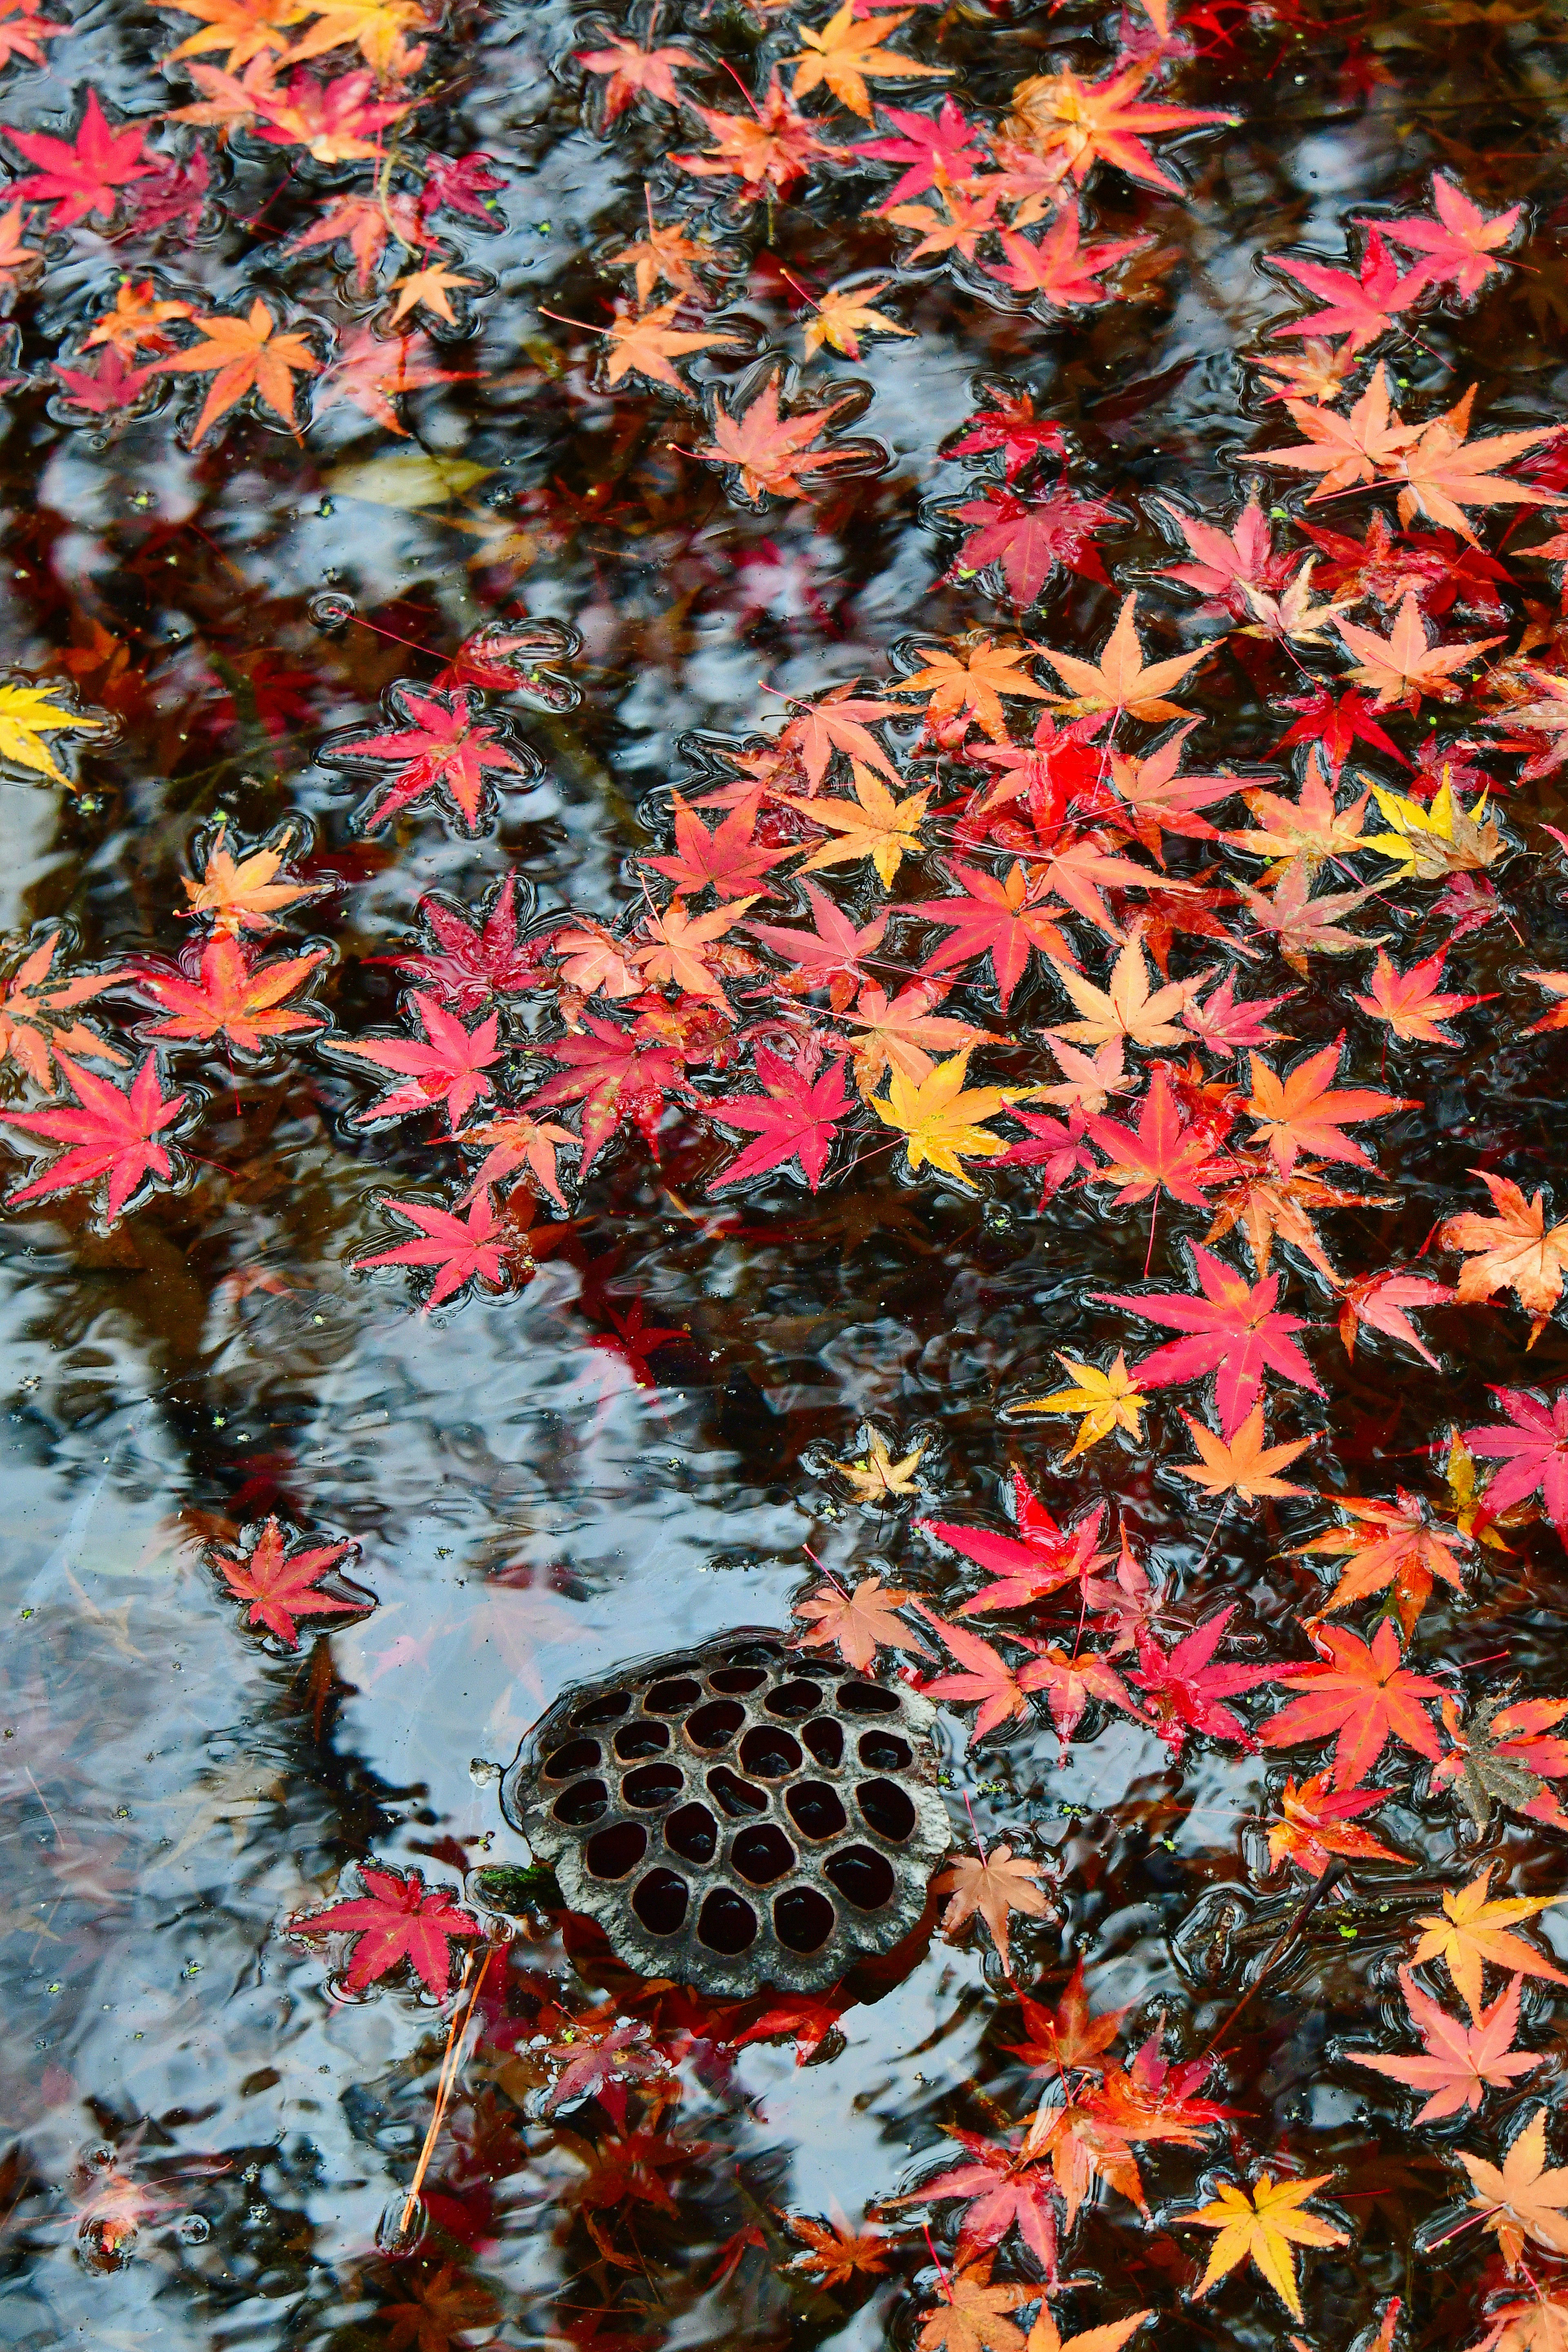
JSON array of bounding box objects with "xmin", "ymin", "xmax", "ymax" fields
[{"xmin": 501, "ymin": 1629, "xmax": 953, "ymax": 1996}]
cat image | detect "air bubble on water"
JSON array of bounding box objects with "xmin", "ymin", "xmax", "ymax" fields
[
  {"xmin": 178, "ymin": 2214, "xmax": 210, "ymax": 2245},
  {"xmin": 308, "ymin": 591, "xmax": 356, "ymax": 632},
  {"xmin": 376, "ymin": 2194, "xmax": 427, "ymax": 2255}
]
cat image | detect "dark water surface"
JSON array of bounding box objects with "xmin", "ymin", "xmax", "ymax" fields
[{"xmin": 4, "ymin": 1, "xmax": 1568, "ymax": 2348}]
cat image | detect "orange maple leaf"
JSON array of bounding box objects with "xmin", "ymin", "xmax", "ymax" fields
[{"xmin": 151, "ymin": 296, "xmax": 320, "ymax": 445}]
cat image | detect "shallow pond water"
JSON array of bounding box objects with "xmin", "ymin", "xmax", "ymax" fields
[{"xmin": 4, "ymin": 2, "xmax": 1568, "ymax": 2350}]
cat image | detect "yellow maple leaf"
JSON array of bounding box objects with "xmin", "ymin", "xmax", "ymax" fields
[
  {"xmin": 1006, "ymin": 1351, "xmax": 1147, "ymax": 1457},
  {"xmin": 1363, "ymin": 778, "xmax": 1505, "ymax": 879},
  {"xmin": 0, "ymin": 681, "xmax": 104, "ymax": 784},
  {"xmin": 1186, "ymin": 2172, "xmax": 1349, "ymax": 2321},
  {"xmin": 1411, "ymin": 1866, "xmax": 1568, "ymax": 2020},
  {"xmin": 871, "ymin": 1049, "xmax": 1020, "ymax": 1188},
  {"xmin": 833, "ymin": 1423, "xmax": 926, "ymax": 1502},
  {"xmin": 801, "ymin": 278, "xmax": 913, "ymax": 359}
]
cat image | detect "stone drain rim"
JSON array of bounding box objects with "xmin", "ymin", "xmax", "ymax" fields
[{"xmin": 500, "ymin": 1628, "xmax": 953, "ymax": 1998}]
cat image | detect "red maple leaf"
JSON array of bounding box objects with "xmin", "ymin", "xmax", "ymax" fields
[
  {"xmin": 287, "ymin": 1865, "xmax": 484, "ymax": 1996},
  {"xmin": 855, "ymin": 95, "xmax": 984, "ymax": 205},
  {"xmin": 1087, "ymin": 1067, "xmax": 1221, "ymax": 1209},
  {"xmin": 1, "ymin": 1049, "xmax": 188, "ymax": 1223},
  {"xmin": 528, "ymin": 1016, "xmax": 685, "ymax": 1174},
  {"xmin": 705, "ymin": 1042, "xmax": 852, "ymax": 1191},
  {"xmin": 731, "ymin": 1989, "xmax": 853, "ymax": 2063},
  {"xmin": 1270, "ymin": 685, "xmax": 1407, "ymax": 781},
  {"xmin": 1464, "ymin": 1385, "xmax": 1568, "ymax": 1541},
  {"xmin": 312, "ymin": 324, "xmax": 477, "ymax": 436},
  {"xmin": 354, "ymin": 1189, "xmax": 510, "ymax": 1307},
  {"xmin": 576, "ymin": 34, "xmax": 694, "ymax": 122},
  {"xmin": 375, "ymin": 874, "xmax": 548, "ymax": 1015},
  {"xmin": 1002, "ymin": 1959, "xmax": 1129, "ymax": 2077},
  {"xmin": 133, "ymin": 935, "xmax": 325, "ymax": 1054},
  {"xmin": 918, "ymin": 859, "xmax": 1072, "ymax": 1008},
  {"xmin": 947, "ymin": 483, "xmax": 1118, "ymax": 606},
  {"xmin": 1096, "ymin": 1242, "xmax": 1323, "ymax": 1438},
  {"xmin": 210, "ymin": 1514, "xmax": 372, "ymax": 1646},
  {"xmin": 918, "ymin": 1472, "xmax": 1111, "ymax": 1614},
  {"xmin": 886, "ymin": 2129, "xmax": 1059, "ymax": 2272},
  {"xmin": 330, "ymin": 993, "xmax": 501, "ymax": 1132},
  {"xmin": 944, "ymin": 387, "xmax": 1067, "ymax": 482},
  {"xmin": 1349, "ymin": 1966, "xmax": 1540, "ymax": 2120},
  {"xmin": 4, "ymin": 88, "xmax": 156, "ymax": 228},
  {"xmin": 1270, "ymin": 228, "xmax": 1423, "ymax": 350},
  {"xmin": 1259, "ymin": 1621, "xmax": 1443, "ymax": 1788},
  {"xmin": 51, "ymin": 344, "xmax": 160, "ymax": 419},
  {"xmin": 1336, "ymin": 1268, "xmax": 1454, "ymax": 1369},
  {"xmin": 746, "ymin": 881, "xmax": 891, "ymax": 1013},
  {"xmin": 914, "ymin": 1606, "xmax": 1029, "ymax": 1744},
  {"xmin": 1127, "ymin": 1605, "xmax": 1275, "ymax": 1752},
  {"xmin": 986, "ymin": 215, "xmax": 1152, "ymax": 310},
  {"xmin": 325, "ymin": 685, "xmax": 536, "ymax": 836},
  {"xmin": 1380, "ymin": 173, "xmax": 1523, "ymax": 303},
  {"xmin": 644, "ymin": 789, "xmax": 796, "ymax": 899},
  {"xmin": 1265, "ymin": 1771, "xmax": 1410, "ymax": 1879}
]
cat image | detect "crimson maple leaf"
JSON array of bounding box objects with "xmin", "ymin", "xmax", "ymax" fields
[
  {"xmin": 856, "ymin": 95, "xmax": 984, "ymax": 204},
  {"xmin": 1336, "ymin": 1268, "xmax": 1454, "ymax": 1369},
  {"xmin": 1259, "ymin": 1621, "xmax": 1443, "ymax": 1788},
  {"xmin": 1464, "ymin": 1386, "xmax": 1568, "ymax": 1542},
  {"xmin": 51, "ymin": 344, "xmax": 161, "ymax": 420},
  {"xmin": 133, "ymin": 935, "xmax": 326, "ymax": 1054},
  {"xmin": 528, "ymin": 1016, "xmax": 685, "ymax": 1174},
  {"xmin": 1350, "ymin": 1966, "xmax": 1540, "ymax": 2120},
  {"xmin": 1265, "ymin": 1772, "xmax": 1410, "ymax": 1878},
  {"xmin": 1381, "ymin": 173, "xmax": 1522, "ymax": 302},
  {"xmin": 209, "ymin": 1514, "xmax": 373, "ymax": 1646},
  {"xmin": 1127, "ymin": 1604, "xmax": 1276, "ymax": 1753},
  {"xmin": 375, "ymin": 874, "xmax": 547, "ymax": 1016},
  {"xmin": 945, "ymin": 386, "xmax": 1068, "ymax": 481},
  {"xmin": 1271, "ymin": 684, "xmax": 1407, "ymax": 781},
  {"xmin": 705, "ymin": 1042, "xmax": 852, "ymax": 1191},
  {"xmin": 354, "ymin": 1189, "xmax": 511, "ymax": 1307},
  {"xmin": 1, "ymin": 1049, "xmax": 189, "ymax": 1224},
  {"xmin": 1087, "ymin": 1067, "xmax": 1220, "ymax": 1208},
  {"xmin": 1097, "ymin": 1243, "xmax": 1323, "ymax": 1438},
  {"xmin": 287, "ymin": 1864, "xmax": 483, "ymax": 1996},
  {"xmin": 946, "ymin": 483, "xmax": 1118, "ymax": 608},
  {"xmin": 329, "ymin": 993, "xmax": 501, "ymax": 1132},
  {"xmin": 4, "ymin": 88, "xmax": 156, "ymax": 228},
  {"xmin": 731, "ymin": 1988, "xmax": 853, "ymax": 2062},
  {"xmin": 1270, "ymin": 228, "xmax": 1423, "ymax": 350},
  {"xmin": 1002, "ymin": 1959, "xmax": 1129, "ymax": 2077},
  {"xmin": 919, "ymin": 1472, "xmax": 1110, "ymax": 1614},
  {"xmin": 324, "ymin": 684, "xmax": 537, "ymax": 836}
]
